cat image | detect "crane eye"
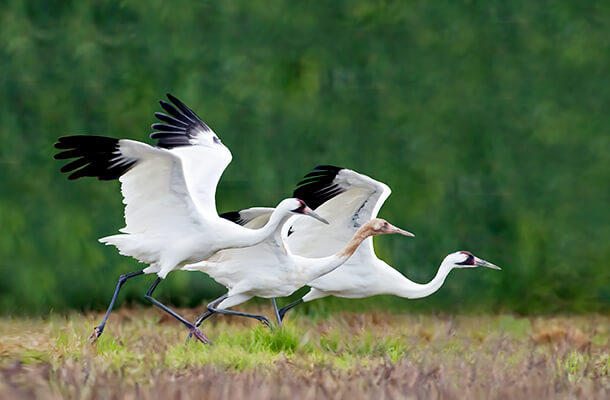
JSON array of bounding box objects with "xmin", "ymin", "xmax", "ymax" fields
[
  {"xmin": 291, "ymin": 199, "xmax": 307, "ymax": 212},
  {"xmin": 457, "ymin": 253, "xmax": 475, "ymax": 265}
]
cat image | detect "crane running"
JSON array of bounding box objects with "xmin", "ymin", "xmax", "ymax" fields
[
  {"xmin": 220, "ymin": 166, "xmax": 500, "ymax": 321},
  {"xmin": 182, "ymin": 217, "xmax": 413, "ymax": 333},
  {"xmin": 54, "ymin": 94, "xmax": 326, "ymax": 343}
]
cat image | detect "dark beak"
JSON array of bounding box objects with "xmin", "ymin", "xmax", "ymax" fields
[
  {"xmin": 475, "ymin": 257, "xmax": 501, "ymax": 270},
  {"xmin": 302, "ymin": 206, "xmax": 329, "ymax": 224}
]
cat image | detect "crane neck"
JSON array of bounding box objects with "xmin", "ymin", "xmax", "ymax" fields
[
  {"xmin": 225, "ymin": 208, "xmax": 292, "ymax": 249},
  {"xmin": 293, "ymin": 224, "xmax": 372, "ymax": 283},
  {"xmin": 390, "ymin": 259, "xmax": 455, "ymax": 299}
]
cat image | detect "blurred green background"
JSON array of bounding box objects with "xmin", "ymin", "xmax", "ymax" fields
[{"xmin": 1, "ymin": 1, "xmax": 608, "ymax": 315}]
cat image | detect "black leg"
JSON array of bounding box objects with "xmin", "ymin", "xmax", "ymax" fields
[
  {"xmin": 207, "ymin": 296, "xmax": 270, "ymax": 327},
  {"xmin": 185, "ymin": 295, "xmax": 227, "ymax": 344},
  {"xmin": 193, "ymin": 310, "xmax": 214, "ymax": 327},
  {"xmin": 144, "ymin": 277, "xmax": 211, "ymax": 344},
  {"xmin": 278, "ymin": 298, "xmax": 304, "ymax": 321},
  {"xmin": 89, "ymin": 270, "xmax": 144, "ymax": 343},
  {"xmin": 271, "ymin": 298, "xmax": 282, "ymax": 327},
  {"xmin": 194, "ymin": 294, "xmax": 227, "ymax": 327}
]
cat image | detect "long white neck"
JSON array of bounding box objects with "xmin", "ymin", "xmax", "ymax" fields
[
  {"xmin": 388, "ymin": 259, "xmax": 455, "ymax": 299},
  {"xmin": 222, "ymin": 209, "xmax": 292, "ymax": 249},
  {"xmin": 291, "ymin": 225, "xmax": 371, "ymax": 283}
]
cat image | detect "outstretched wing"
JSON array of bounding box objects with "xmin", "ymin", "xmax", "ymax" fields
[
  {"xmin": 150, "ymin": 94, "xmax": 232, "ymax": 216},
  {"xmin": 54, "ymin": 94, "xmax": 232, "ymax": 233},
  {"xmin": 287, "ymin": 165, "xmax": 391, "ymax": 257},
  {"xmin": 55, "ymin": 137, "xmax": 205, "ymax": 234}
]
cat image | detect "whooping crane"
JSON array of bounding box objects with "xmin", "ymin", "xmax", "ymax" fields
[
  {"xmin": 221, "ymin": 166, "xmax": 501, "ymax": 321},
  {"xmin": 182, "ymin": 217, "xmax": 414, "ymax": 331},
  {"xmin": 53, "ymin": 94, "xmax": 327, "ymax": 343}
]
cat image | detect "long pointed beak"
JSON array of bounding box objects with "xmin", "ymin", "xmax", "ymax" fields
[
  {"xmin": 387, "ymin": 223, "xmax": 415, "ymax": 237},
  {"xmin": 475, "ymin": 257, "xmax": 501, "ymax": 270},
  {"xmin": 302, "ymin": 207, "xmax": 329, "ymax": 224}
]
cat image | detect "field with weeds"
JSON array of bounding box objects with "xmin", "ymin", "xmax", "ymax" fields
[{"xmin": 0, "ymin": 305, "xmax": 608, "ymax": 399}]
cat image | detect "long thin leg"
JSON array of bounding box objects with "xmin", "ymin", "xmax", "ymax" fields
[
  {"xmin": 207, "ymin": 295, "xmax": 270, "ymax": 327},
  {"xmin": 89, "ymin": 270, "xmax": 144, "ymax": 343},
  {"xmin": 278, "ymin": 298, "xmax": 304, "ymax": 322},
  {"xmin": 194, "ymin": 294, "xmax": 227, "ymax": 328},
  {"xmin": 271, "ymin": 298, "xmax": 282, "ymax": 327},
  {"xmin": 193, "ymin": 310, "xmax": 214, "ymax": 327},
  {"xmin": 187, "ymin": 294, "xmax": 271, "ymax": 343},
  {"xmin": 185, "ymin": 295, "xmax": 227, "ymax": 344},
  {"xmin": 144, "ymin": 277, "xmax": 211, "ymax": 344}
]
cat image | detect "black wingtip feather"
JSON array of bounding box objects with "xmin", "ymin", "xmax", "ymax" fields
[
  {"xmin": 219, "ymin": 211, "xmax": 246, "ymax": 226},
  {"xmin": 53, "ymin": 135, "xmax": 136, "ymax": 181},
  {"xmin": 151, "ymin": 94, "xmax": 211, "ymax": 149},
  {"xmin": 292, "ymin": 165, "xmax": 345, "ymax": 210},
  {"xmin": 154, "ymin": 112, "xmax": 188, "ymax": 127}
]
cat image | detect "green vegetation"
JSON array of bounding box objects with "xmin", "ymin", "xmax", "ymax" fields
[
  {"xmin": 0, "ymin": 309, "xmax": 608, "ymax": 398},
  {"xmin": 1, "ymin": 1, "xmax": 608, "ymax": 314}
]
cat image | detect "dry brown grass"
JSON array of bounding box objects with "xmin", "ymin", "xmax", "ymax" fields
[
  {"xmin": 531, "ymin": 325, "xmax": 591, "ymax": 351},
  {"xmin": 0, "ymin": 307, "xmax": 608, "ymax": 399}
]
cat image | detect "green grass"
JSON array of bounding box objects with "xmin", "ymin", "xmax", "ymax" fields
[{"xmin": 0, "ymin": 306, "xmax": 608, "ymax": 399}]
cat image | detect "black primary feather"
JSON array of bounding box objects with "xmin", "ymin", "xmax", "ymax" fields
[
  {"xmin": 53, "ymin": 136, "xmax": 136, "ymax": 181},
  {"xmin": 219, "ymin": 211, "xmax": 246, "ymax": 226},
  {"xmin": 292, "ymin": 165, "xmax": 346, "ymax": 210},
  {"xmin": 150, "ymin": 93, "xmax": 212, "ymax": 149}
]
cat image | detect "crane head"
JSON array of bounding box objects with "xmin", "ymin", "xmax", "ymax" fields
[
  {"xmin": 448, "ymin": 251, "xmax": 501, "ymax": 270},
  {"xmin": 289, "ymin": 199, "xmax": 329, "ymax": 224},
  {"xmin": 366, "ymin": 219, "xmax": 415, "ymax": 237}
]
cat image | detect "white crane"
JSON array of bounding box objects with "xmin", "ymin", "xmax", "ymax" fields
[
  {"xmin": 220, "ymin": 166, "xmax": 501, "ymax": 321},
  {"xmin": 53, "ymin": 94, "xmax": 327, "ymax": 343},
  {"xmin": 182, "ymin": 217, "xmax": 414, "ymax": 330}
]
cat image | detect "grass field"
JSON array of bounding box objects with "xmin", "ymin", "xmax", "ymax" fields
[{"xmin": 0, "ymin": 305, "xmax": 608, "ymax": 399}]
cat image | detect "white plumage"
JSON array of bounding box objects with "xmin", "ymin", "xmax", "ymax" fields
[
  {"xmin": 98, "ymin": 140, "xmax": 231, "ymax": 278},
  {"xmin": 286, "ymin": 167, "xmax": 500, "ymax": 312},
  {"xmin": 54, "ymin": 94, "xmax": 321, "ymax": 342},
  {"xmin": 183, "ymin": 214, "xmax": 413, "ymax": 327},
  {"xmin": 223, "ymin": 166, "xmax": 500, "ymax": 320}
]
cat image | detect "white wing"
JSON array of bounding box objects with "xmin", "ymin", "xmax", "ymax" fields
[
  {"xmin": 54, "ymin": 94, "xmax": 232, "ymax": 236},
  {"xmin": 286, "ymin": 166, "xmax": 391, "ymax": 257},
  {"xmin": 55, "ymin": 137, "xmax": 207, "ymax": 237},
  {"xmin": 219, "ymin": 207, "xmax": 275, "ymax": 229},
  {"xmin": 211, "ymin": 166, "xmax": 392, "ymax": 258},
  {"xmin": 151, "ymin": 94, "xmax": 232, "ymax": 216},
  {"xmin": 116, "ymin": 141, "xmax": 209, "ymax": 234}
]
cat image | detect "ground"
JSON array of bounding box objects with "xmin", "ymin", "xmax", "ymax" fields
[{"xmin": 0, "ymin": 305, "xmax": 608, "ymax": 399}]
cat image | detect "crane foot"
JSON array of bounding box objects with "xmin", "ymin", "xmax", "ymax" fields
[
  {"xmin": 89, "ymin": 326, "xmax": 103, "ymax": 344},
  {"xmin": 189, "ymin": 327, "xmax": 212, "ymax": 345},
  {"xmin": 258, "ymin": 316, "xmax": 271, "ymax": 327}
]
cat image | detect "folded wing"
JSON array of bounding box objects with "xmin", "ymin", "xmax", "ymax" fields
[{"xmin": 219, "ymin": 207, "xmax": 275, "ymax": 229}]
